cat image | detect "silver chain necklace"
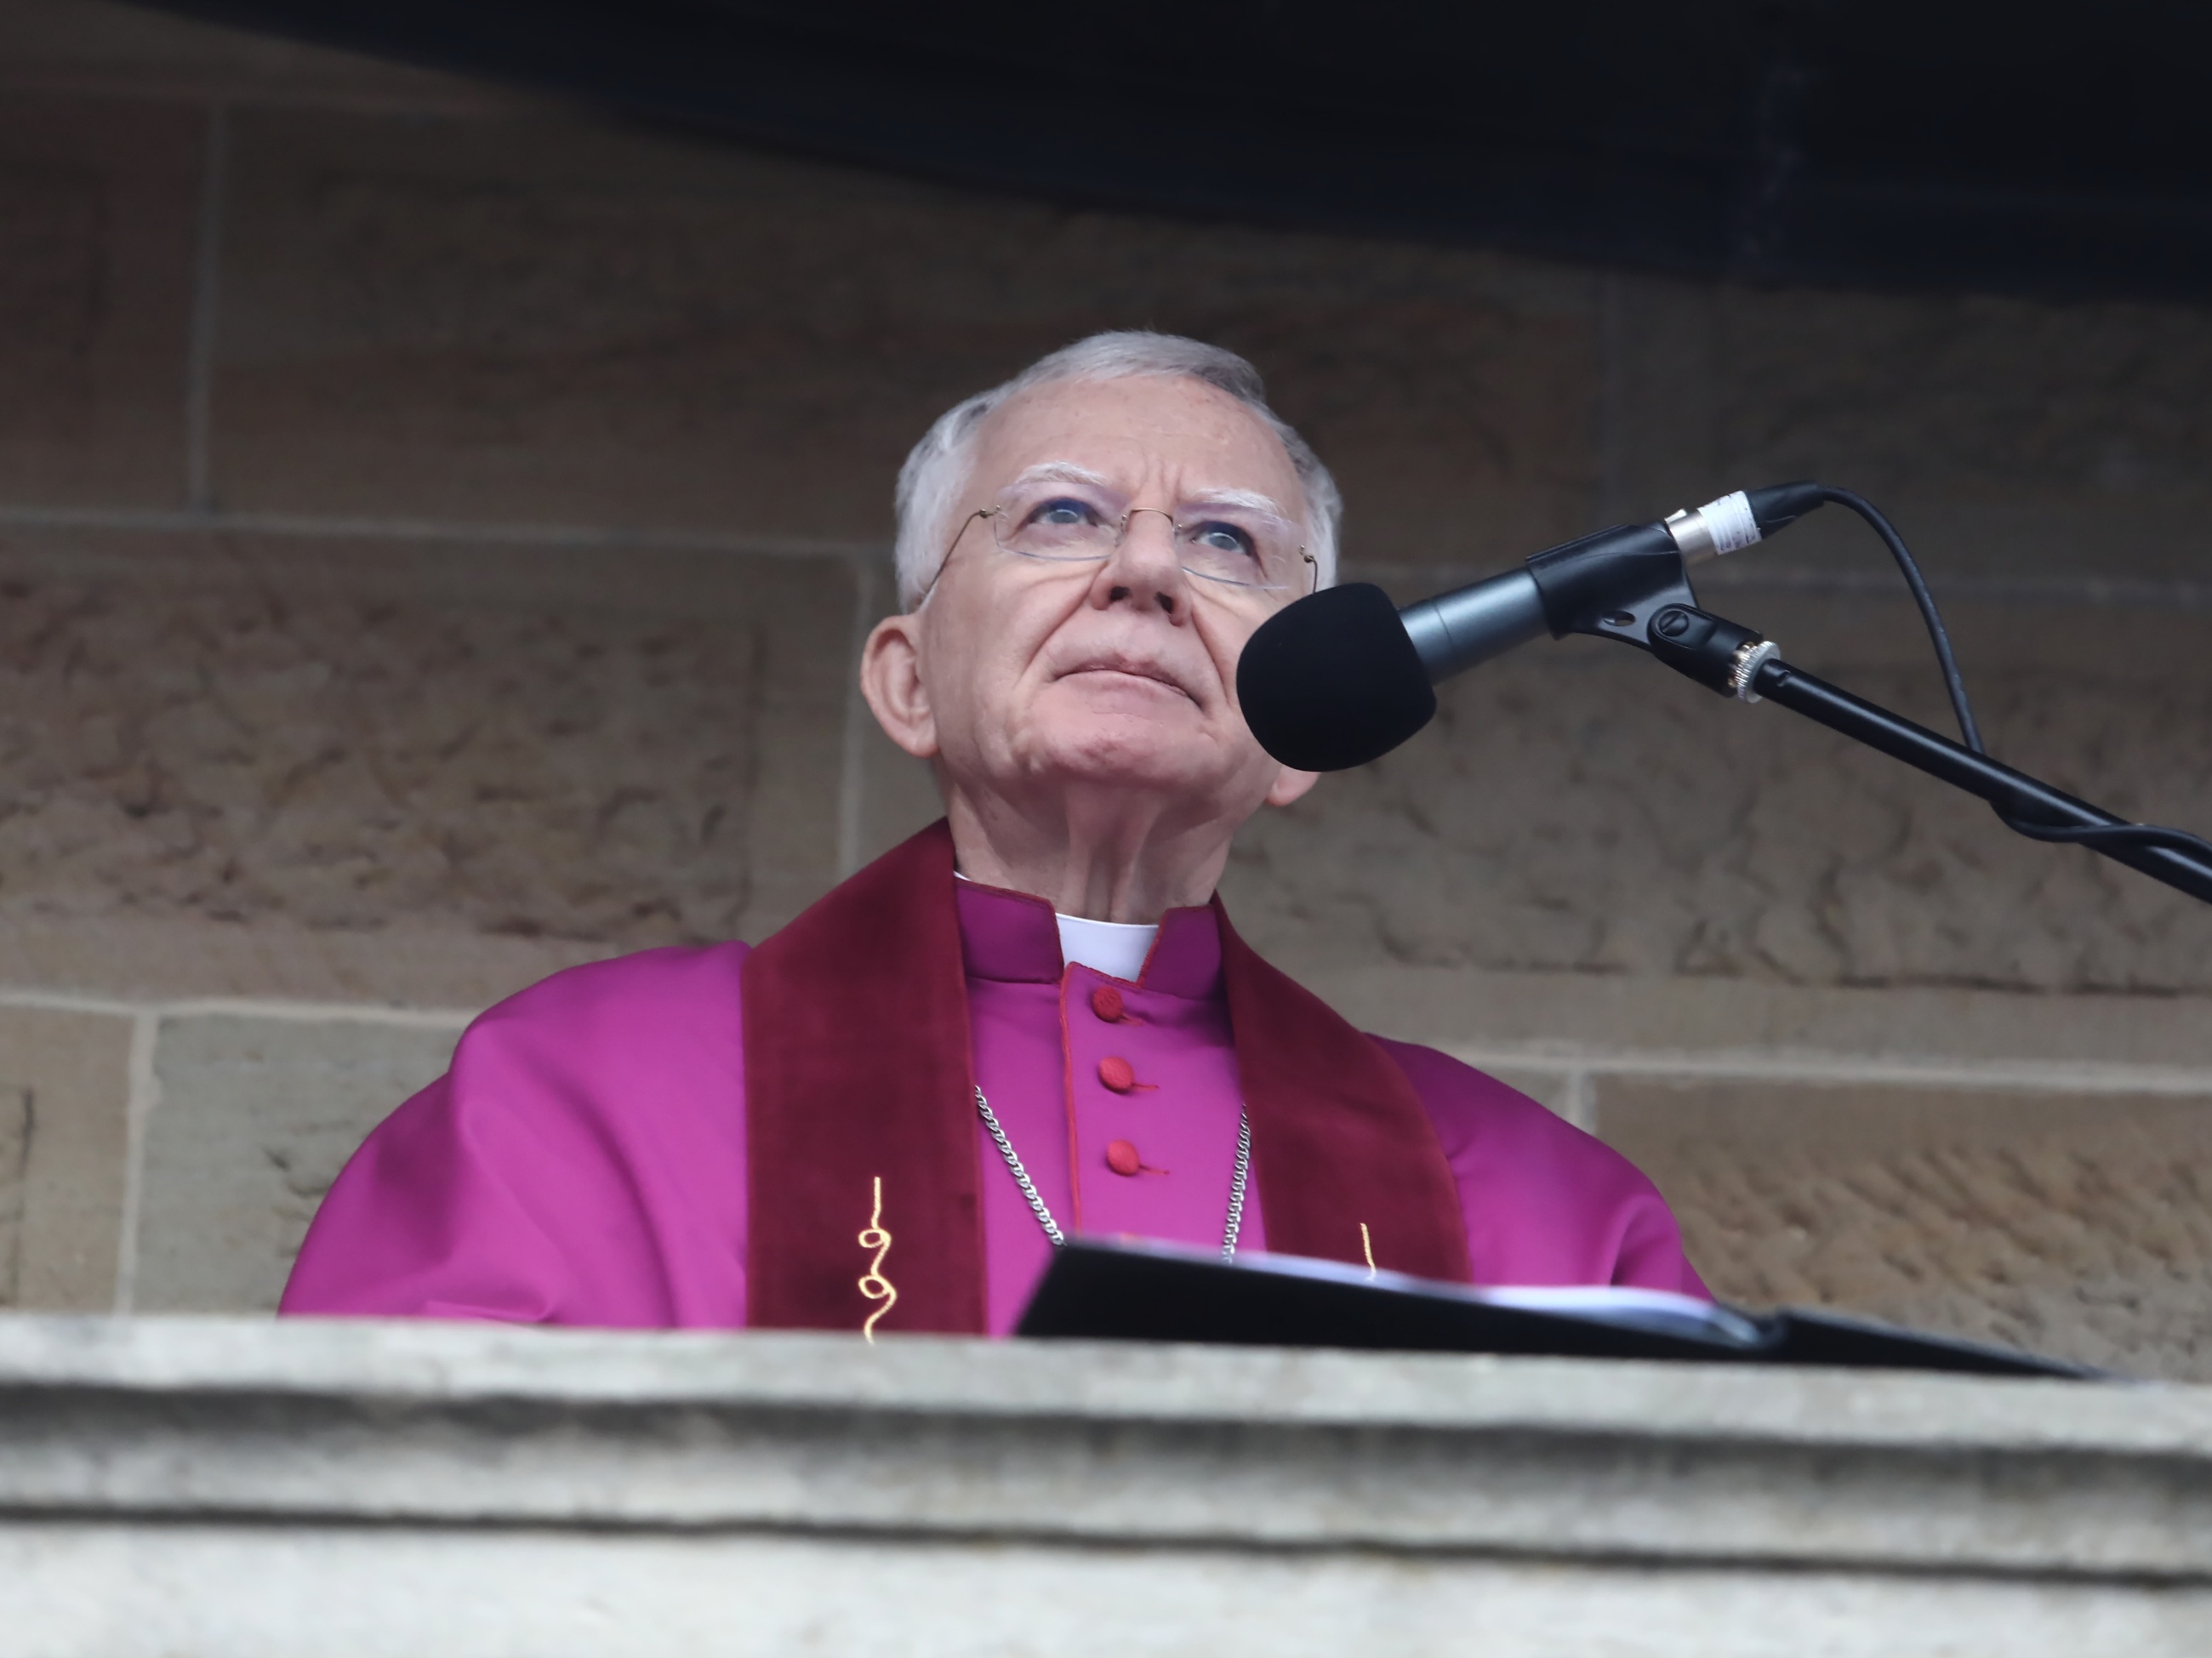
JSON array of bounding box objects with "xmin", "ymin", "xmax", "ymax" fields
[{"xmin": 974, "ymin": 1085, "xmax": 1250, "ymax": 1260}]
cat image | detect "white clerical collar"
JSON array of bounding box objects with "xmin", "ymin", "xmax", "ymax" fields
[
  {"xmin": 955, "ymin": 872, "xmax": 1159, "ymax": 982},
  {"xmin": 1052, "ymin": 911, "xmax": 1159, "ymax": 982}
]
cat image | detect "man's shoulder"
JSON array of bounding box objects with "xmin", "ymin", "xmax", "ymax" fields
[
  {"xmin": 1366, "ymin": 1034, "xmax": 1557, "ymax": 1126},
  {"xmin": 489, "ymin": 938, "xmax": 750, "ymax": 1007},
  {"xmin": 465, "ymin": 940, "xmax": 754, "ymax": 1057},
  {"xmin": 1367, "ymin": 1034, "xmax": 1705, "ymax": 1296},
  {"xmin": 1367, "ymin": 1034, "xmax": 1640, "ymax": 1181},
  {"xmin": 388, "ymin": 940, "xmax": 761, "ymax": 1154}
]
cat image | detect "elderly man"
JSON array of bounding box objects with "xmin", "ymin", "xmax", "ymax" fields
[{"xmin": 284, "ymin": 333, "xmax": 1703, "ymax": 1333}]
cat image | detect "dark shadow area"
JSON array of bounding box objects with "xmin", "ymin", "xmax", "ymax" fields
[{"xmin": 132, "ymin": 0, "xmax": 2212, "ymax": 299}]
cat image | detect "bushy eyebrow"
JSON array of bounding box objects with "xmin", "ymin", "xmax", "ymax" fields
[
  {"xmin": 1183, "ymin": 487, "xmax": 1293, "ymax": 520},
  {"xmin": 1006, "ymin": 460, "xmax": 1116, "ymax": 489},
  {"xmin": 1004, "ymin": 464, "xmax": 1293, "ymax": 521}
]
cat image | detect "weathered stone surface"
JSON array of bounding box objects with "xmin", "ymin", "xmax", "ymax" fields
[
  {"xmin": 15, "ymin": 1530, "xmax": 2208, "ymax": 1658},
  {"xmin": 7, "ymin": 1320, "xmax": 2212, "ymax": 1655},
  {"xmin": 0, "ymin": 1085, "xmax": 25, "ymax": 1303},
  {"xmin": 1711, "ymin": 286, "xmax": 2212, "ymax": 516},
  {"xmin": 0, "ymin": 527, "xmax": 852, "ymax": 954},
  {"xmin": 211, "ymin": 106, "xmax": 1598, "ymax": 560},
  {"xmin": 0, "ymin": 1005, "xmax": 132, "ymax": 1310},
  {"xmin": 851, "ymin": 704, "xmax": 940, "ymax": 873},
  {"xmin": 1223, "ymin": 588, "xmax": 2212, "ymax": 996},
  {"xmin": 135, "ymin": 1014, "xmax": 458, "ymax": 1311},
  {"xmin": 0, "ymin": 89, "xmax": 198, "ymax": 506},
  {"xmin": 0, "ymin": 913, "xmax": 613, "ymax": 1011},
  {"xmin": 1596, "ymin": 1074, "xmax": 2212, "ymax": 1380},
  {"xmin": 1601, "ymin": 276, "xmax": 2212, "ymax": 584}
]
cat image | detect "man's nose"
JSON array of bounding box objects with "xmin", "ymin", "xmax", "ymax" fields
[{"xmin": 1089, "ymin": 508, "xmax": 1189, "ymax": 620}]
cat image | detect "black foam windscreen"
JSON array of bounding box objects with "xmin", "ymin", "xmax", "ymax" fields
[{"xmin": 1235, "ymin": 584, "xmax": 1438, "ymax": 772}]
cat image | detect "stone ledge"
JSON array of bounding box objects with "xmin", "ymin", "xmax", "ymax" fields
[
  {"xmin": 1, "ymin": 1316, "xmax": 2209, "ymax": 1582},
  {"xmin": 1294, "ymin": 960, "xmax": 2212, "ymax": 1074},
  {"xmin": 0, "ymin": 915, "xmax": 602, "ymax": 1013},
  {"xmin": 0, "ymin": 911, "xmax": 2203, "ymax": 1079},
  {"xmin": 11, "ymin": 1528, "xmax": 2207, "ymax": 1658}
]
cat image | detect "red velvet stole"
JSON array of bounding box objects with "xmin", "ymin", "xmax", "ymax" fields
[{"xmin": 741, "ymin": 820, "xmax": 1471, "ymax": 1334}]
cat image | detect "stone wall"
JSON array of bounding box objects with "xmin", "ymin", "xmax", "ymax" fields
[{"xmin": 2, "ymin": 0, "xmax": 2209, "ymax": 1375}]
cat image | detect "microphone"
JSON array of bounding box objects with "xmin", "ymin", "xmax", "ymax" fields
[{"xmin": 1238, "ymin": 483, "xmax": 1827, "ymax": 772}]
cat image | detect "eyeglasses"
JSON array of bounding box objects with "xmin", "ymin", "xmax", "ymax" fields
[{"xmin": 927, "ymin": 481, "xmax": 1317, "ymax": 606}]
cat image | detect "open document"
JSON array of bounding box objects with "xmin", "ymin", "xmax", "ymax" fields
[{"xmin": 1017, "ymin": 1239, "xmax": 2095, "ymax": 1378}]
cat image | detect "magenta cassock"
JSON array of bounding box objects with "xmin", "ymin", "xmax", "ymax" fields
[{"xmin": 282, "ymin": 879, "xmax": 1706, "ymax": 1332}]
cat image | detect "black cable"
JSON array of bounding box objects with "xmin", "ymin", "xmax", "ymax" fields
[
  {"xmin": 1815, "ymin": 486, "xmax": 1984, "ymax": 750},
  {"xmin": 1816, "ymin": 485, "xmax": 2212, "ymax": 866},
  {"xmin": 1988, "ymin": 820, "xmax": 2212, "ymax": 853}
]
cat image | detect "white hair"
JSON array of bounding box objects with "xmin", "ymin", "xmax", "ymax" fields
[{"xmin": 892, "ymin": 331, "xmax": 1342, "ymax": 610}]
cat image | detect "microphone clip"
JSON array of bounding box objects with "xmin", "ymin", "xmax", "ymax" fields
[
  {"xmin": 1525, "ymin": 520, "xmax": 1697, "ymax": 648},
  {"xmin": 1646, "ymin": 605, "xmax": 1782, "ymax": 703},
  {"xmin": 1520, "ymin": 520, "xmax": 1782, "ymax": 703},
  {"xmin": 1524, "ymin": 482, "xmax": 1822, "ymax": 656}
]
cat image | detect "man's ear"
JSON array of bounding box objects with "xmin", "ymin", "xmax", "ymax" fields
[
  {"xmin": 1263, "ymin": 764, "xmax": 1320, "ymax": 808},
  {"xmin": 860, "ymin": 612, "xmax": 940, "ymax": 760}
]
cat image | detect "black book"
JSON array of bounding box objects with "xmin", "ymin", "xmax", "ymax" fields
[{"xmin": 1017, "ymin": 1239, "xmax": 2098, "ymax": 1379}]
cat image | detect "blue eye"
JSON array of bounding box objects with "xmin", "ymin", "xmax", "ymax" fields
[
  {"xmin": 1189, "ymin": 521, "xmax": 1257, "ymax": 558},
  {"xmin": 1030, "ymin": 497, "xmax": 1099, "ymax": 529}
]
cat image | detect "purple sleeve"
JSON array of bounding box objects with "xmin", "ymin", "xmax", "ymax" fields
[
  {"xmin": 1373, "ymin": 1037, "xmax": 1709, "ymax": 1297},
  {"xmin": 280, "ymin": 943, "xmax": 755, "ymax": 1328}
]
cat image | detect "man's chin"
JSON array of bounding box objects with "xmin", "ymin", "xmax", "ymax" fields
[{"xmin": 1030, "ymin": 726, "xmax": 1223, "ymax": 797}]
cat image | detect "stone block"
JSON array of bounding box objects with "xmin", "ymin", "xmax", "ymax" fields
[
  {"xmin": 0, "ymin": 526, "xmax": 852, "ymax": 964},
  {"xmin": 0, "ymin": 1004, "xmax": 132, "ymax": 1309},
  {"xmin": 210, "ymin": 105, "xmax": 1598, "ymax": 558},
  {"xmin": 1593, "ymin": 1073, "xmax": 2212, "ymax": 1380},
  {"xmin": 135, "ymin": 1014, "xmax": 459, "ymax": 1311},
  {"xmin": 0, "ymin": 88, "xmax": 198, "ymax": 507}
]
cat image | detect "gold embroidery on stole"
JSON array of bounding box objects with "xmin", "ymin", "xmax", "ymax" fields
[{"xmin": 858, "ymin": 1176, "xmax": 897, "ymax": 1342}]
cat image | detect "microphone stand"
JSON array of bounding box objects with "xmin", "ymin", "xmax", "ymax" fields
[
  {"xmin": 1238, "ymin": 487, "xmax": 2212, "ymax": 909},
  {"xmin": 1592, "ymin": 595, "xmax": 2212, "ymax": 908}
]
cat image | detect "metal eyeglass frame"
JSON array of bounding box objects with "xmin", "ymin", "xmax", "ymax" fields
[{"xmin": 919, "ymin": 503, "xmax": 1318, "ymax": 608}]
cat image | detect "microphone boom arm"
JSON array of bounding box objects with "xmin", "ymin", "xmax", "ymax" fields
[
  {"xmin": 1445, "ymin": 484, "xmax": 2212, "ymax": 908},
  {"xmin": 1620, "ymin": 597, "xmax": 2212, "ymax": 908}
]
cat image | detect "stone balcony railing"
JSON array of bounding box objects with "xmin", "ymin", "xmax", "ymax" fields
[{"xmin": 3, "ymin": 1314, "xmax": 2209, "ymax": 1655}]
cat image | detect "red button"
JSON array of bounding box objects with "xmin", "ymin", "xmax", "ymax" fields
[
  {"xmin": 1089, "ymin": 985, "xmax": 1126, "ymax": 1023},
  {"xmin": 1097, "ymin": 1055, "xmax": 1137, "ymax": 1093},
  {"xmin": 1105, "ymin": 1139, "xmax": 1143, "ymax": 1177}
]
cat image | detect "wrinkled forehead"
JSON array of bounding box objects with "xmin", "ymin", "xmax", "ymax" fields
[{"xmin": 966, "ymin": 374, "xmax": 1306, "ymax": 520}]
